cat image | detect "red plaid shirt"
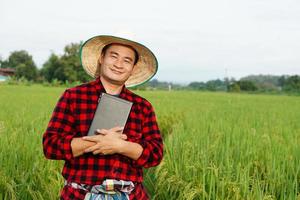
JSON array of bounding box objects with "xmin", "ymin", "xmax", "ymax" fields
[{"xmin": 43, "ymin": 78, "xmax": 163, "ymax": 200}]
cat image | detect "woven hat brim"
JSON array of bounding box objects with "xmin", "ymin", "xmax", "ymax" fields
[{"xmin": 80, "ymin": 35, "xmax": 158, "ymax": 87}]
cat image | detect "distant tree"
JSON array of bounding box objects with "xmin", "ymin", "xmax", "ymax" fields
[
  {"xmin": 15, "ymin": 63, "xmax": 38, "ymax": 81},
  {"xmin": 241, "ymin": 74, "xmax": 280, "ymax": 85},
  {"xmin": 283, "ymin": 75, "xmax": 300, "ymax": 92},
  {"xmin": 188, "ymin": 81, "xmax": 206, "ymax": 90},
  {"xmin": 206, "ymin": 79, "xmax": 225, "ymax": 91},
  {"xmin": 147, "ymin": 79, "xmax": 159, "ymax": 87},
  {"xmin": 257, "ymin": 82, "xmax": 278, "ymax": 92},
  {"xmin": 4, "ymin": 51, "xmax": 35, "ymax": 69},
  {"xmin": 60, "ymin": 43, "xmax": 80, "ymax": 82},
  {"xmin": 225, "ymin": 77, "xmax": 236, "ymax": 91},
  {"xmin": 40, "ymin": 43, "xmax": 91, "ymax": 83},
  {"xmin": 0, "ymin": 60, "xmax": 9, "ymax": 68},
  {"xmin": 278, "ymin": 75, "xmax": 288, "ymax": 88},
  {"xmin": 238, "ymin": 80, "xmax": 258, "ymax": 91},
  {"xmin": 41, "ymin": 53, "xmax": 63, "ymax": 82},
  {"xmin": 3, "ymin": 50, "xmax": 38, "ymax": 80},
  {"xmin": 228, "ymin": 80, "xmax": 257, "ymax": 92},
  {"xmin": 60, "ymin": 43, "xmax": 91, "ymax": 82},
  {"xmin": 228, "ymin": 82, "xmax": 240, "ymax": 92},
  {"xmin": 240, "ymin": 74, "xmax": 284, "ymax": 91}
]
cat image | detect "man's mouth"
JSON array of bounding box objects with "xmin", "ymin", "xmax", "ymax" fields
[{"xmin": 110, "ymin": 68, "xmax": 123, "ymax": 75}]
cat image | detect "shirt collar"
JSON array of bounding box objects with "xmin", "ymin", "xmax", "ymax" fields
[{"xmin": 92, "ymin": 77, "xmax": 131, "ymax": 99}]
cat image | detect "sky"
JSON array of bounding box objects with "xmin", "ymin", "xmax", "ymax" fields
[{"xmin": 1, "ymin": 0, "xmax": 300, "ymax": 83}]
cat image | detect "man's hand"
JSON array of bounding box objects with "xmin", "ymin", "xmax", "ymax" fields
[
  {"xmin": 82, "ymin": 126, "xmax": 127, "ymax": 155},
  {"xmin": 70, "ymin": 138, "xmax": 96, "ymax": 157}
]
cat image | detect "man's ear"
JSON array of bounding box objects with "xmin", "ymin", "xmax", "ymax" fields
[{"xmin": 98, "ymin": 55, "xmax": 103, "ymax": 65}]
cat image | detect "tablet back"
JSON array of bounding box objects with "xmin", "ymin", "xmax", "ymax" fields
[{"xmin": 87, "ymin": 93, "xmax": 133, "ymax": 136}]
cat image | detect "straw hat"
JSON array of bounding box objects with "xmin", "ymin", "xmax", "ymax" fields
[{"xmin": 80, "ymin": 35, "xmax": 158, "ymax": 87}]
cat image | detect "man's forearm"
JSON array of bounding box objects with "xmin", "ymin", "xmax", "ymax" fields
[
  {"xmin": 71, "ymin": 137, "xmax": 96, "ymax": 157},
  {"xmin": 119, "ymin": 141, "xmax": 143, "ymax": 160}
]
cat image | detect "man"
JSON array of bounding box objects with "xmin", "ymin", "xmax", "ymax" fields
[{"xmin": 43, "ymin": 35, "xmax": 163, "ymax": 200}]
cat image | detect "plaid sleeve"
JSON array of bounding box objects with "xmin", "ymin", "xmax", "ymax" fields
[
  {"xmin": 42, "ymin": 89, "xmax": 75, "ymax": 161},
  {"xmin": 132, "ymin": 103, "xmax": 163, "ymax": 168}
]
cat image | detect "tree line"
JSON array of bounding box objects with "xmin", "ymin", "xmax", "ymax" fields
[
  {"xmin": 0, "ymin": 43, "xmax": 299, "ymax": 93},
  {"xmin": 0, "ymin": 43, "xmax": 91, "ymax": 84},
  {"xmin": 184, "ymin": 75, "xmax": 300, "ymax": 93}
]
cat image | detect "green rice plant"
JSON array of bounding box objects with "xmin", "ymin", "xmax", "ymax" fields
[{"xmin": 0, "ymin": 85, "xmax": 299, "ymax": 200}]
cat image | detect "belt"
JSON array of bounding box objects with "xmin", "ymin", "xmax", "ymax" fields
[{"xmin": 64, "ymin": 179, "xmax": 135, "ymax": 194}]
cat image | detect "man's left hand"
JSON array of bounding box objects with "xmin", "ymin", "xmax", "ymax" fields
[{"xmin": 82, "ymin": 127, "xmax": 127, "ymax": 155}]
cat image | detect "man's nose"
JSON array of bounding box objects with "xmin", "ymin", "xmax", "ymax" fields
[{"xmin": 113, "ymin": 59, "xmax": 123, "ymax": 68}]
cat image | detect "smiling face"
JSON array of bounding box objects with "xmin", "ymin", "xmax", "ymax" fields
[{"xmin": 99, "ymin": 44, "xmax": 137, "ymax": 86}]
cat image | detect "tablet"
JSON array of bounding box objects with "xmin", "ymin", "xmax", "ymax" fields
[{"xmin": 87, "ymin": 93, "xmax": 133, "ymax": 136}]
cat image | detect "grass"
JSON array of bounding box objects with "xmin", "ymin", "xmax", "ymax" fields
[{"xmin": 0, "ymin": 84, "xmax": 299, "ymax": 199}]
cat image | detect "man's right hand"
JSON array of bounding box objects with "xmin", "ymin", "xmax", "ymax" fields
[
  {"xmin": 71, "ymin": 137, "xmax": 96, "ymax": 157},
  {"xmin": 71, "ymin": 127, "xmax": 127, "ymax": 157}
]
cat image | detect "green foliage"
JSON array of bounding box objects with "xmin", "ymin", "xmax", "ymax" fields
[
  {"xmin": 188, "ymin": 81, "xmax": 207, "ymax": 90},
  {"xmin": 282, "ymin": 75, "xmax": 300, "ymax": 92},
  {"xmin": 241, "ymin": 75, "xmax": 281, "ymax": 87},
  {"xmin": 3, "ymin": 50, "xmax": 34, "ymax": 68},
  {"xmin": 40, "ymin": 43, "xmax": 91, "ymax": 83},
  {"xmin": 1, "ymin": 50, "xmax": 38, "ymax": 81},
  {"xmin": 238, "ymin": 80, "xmax": 258, "ymax": 91},
  {"xmin": 240, "ymin": 75, "xmax": 282, "ymax": 92},
  {"xmin": 0, "ymin": 56, "xmax": 4, "ymax": 68},
  {"xmin": 228, "ymin": 82, "xmax": 240, "ymax": 92},
  {"xmin": 206, "ymin": 79, "xmax": 226, "ymax": 91},
  {"xmin": 187, "ymin": 79, "xmax": 227, "ymax": 91},
  {"xmin": 239, "ymin": 75, "xmax": 300, "ymax": 93},
  {"xmin": 5, "ymin": 76, "xmax": 33, "ymax": 86},
  {"xmin": 228, "ymin": 80, "xmax": 258, "ymax": 92},
  {"xmin": 15, "ymin": 64, "xmax": 37, "ymax": 81},
  {"xmin": 40, "ymin": 54, "xmax": 62, "ymax": 82}
]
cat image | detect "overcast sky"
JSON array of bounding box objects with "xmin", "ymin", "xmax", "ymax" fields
[{"xmin": 1, "ymin": 0, "xmax": 300, "ymax": 83}]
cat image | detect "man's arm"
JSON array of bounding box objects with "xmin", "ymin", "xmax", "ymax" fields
[
  {"xmin": 43, "ymin": 89, "xmax": 76, "ymax": 161},
  {"xmin": 129, "ymin": 103, "xmax": 163, "ymax": 168},
  {"xmin": 70, "ymin": 138, "xmax": 96, "ymax": 157},
  {"xmin": 118, "ymin": 141, "xmax": 143, "ymax": 160}
]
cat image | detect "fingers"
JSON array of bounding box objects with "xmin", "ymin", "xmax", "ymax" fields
[
  {"xmin": 86, "ymin": 146, "xmax": 114, "ymax": 155},
  {"xmin": 109, "ymin": 126, "xmax": 124, "ymax": 133},
  {"xmin": 82, "ymin": 134, "xmax": 104, "ymax": 142},
  {"xmin": 95, "ymin": 127, "xmax": 126, "ymax": 140},
  {"xmin": 120, "ymin": 134, "xmax": 127, "ymax": 140},
  {"xmin": 95, "ymin": 127, "xmax": 123, "ymax": 135},
  {"xmin": 93, "ymin": 150, "xmax": 103, "ymax": 155},
  {"xmin": 95, "ymin": 129, "xmax": 109, "ymax": 135},
  {"xmin": 84, "ymin": 144, "xmax": 101, "ymax": 153}
]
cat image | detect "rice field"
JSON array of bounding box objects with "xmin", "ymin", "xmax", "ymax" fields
[{"xmin": 0, "ymin": 84, "xmax": 299, "ymax": 200}]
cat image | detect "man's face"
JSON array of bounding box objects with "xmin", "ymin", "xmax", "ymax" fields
[{"xmin": 99, "ymin": 44, "xmax": 136, "ymax": 86}]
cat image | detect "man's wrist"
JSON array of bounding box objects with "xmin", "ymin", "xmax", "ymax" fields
[
  {"xmin": 71, "ymin": 137, "xmax": 96, "ymax": 157},
  {"xmin": 117, "ymin": 140, "xmax": 143, "ymax": 160},
  {"xmin": 118, "ymin": 140, "xmax": 128, "ymax": 154}
]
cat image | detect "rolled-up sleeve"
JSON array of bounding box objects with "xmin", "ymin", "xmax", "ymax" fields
[
  {"xmin": 133, "ymin": 104, "xmax": 163, "ymax": 168},
  {"xmin": 43, "ymin": 89, "xmax": 75, "ymax": 161}
]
